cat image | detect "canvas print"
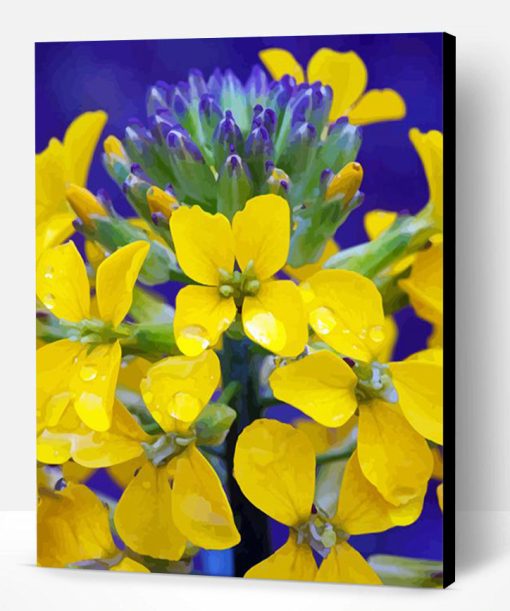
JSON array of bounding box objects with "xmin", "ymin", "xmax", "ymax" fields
[{"xmin": 35, "ymin": 33, "xmax": 453, "ymax": 587}]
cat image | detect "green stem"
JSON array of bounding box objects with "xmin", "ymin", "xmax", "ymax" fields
[
  {"xmin": 218, "ymin": 381, "xmax": 242, "ymax": 405},
  {"xmin": 316, "ymin": 447, "xmax": 354, "ymax": 466},
  {"xmin": 220, "ymin": 335, "xmax": 270, "ymax": 576},
  {"xmin": 324, "ymin": 214, "xmax": 435, "ymax": 278}
]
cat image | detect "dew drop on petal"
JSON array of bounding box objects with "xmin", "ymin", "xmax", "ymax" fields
[
  {"xmin": 44, "ymin": 266, "xmax": 54, "ymax": 280},
  {"xmin": 142, "ymin": 481, "xmax": 151, "ymax": 490},
  {"xmin": 179, "ymin": 325, "xmax": 210, "ymax": 355},
  {"xmin": 79, "ymin": 366, "xmax": 97, "ymax": 382},
  {"xmin": 143, "ymin": 391, "xmax": 154, "ymax": 405},
  {"xmin": 358, "ymin": 328, "xmax": 367, "ymax": 340},
  {"xmin": 368, "ymin": 325, "xmax": 385, "ymax": 343},
  {"xmin": 310, "ymin": 306, "xmax": 337, "ymax": 336},
  {"xmin": 244, "ymin": 312, "xmax": 287, "ymax": 352},
  {"xmin": 43, "ymin": 293, "xmax": 56, "ymax": 310}
]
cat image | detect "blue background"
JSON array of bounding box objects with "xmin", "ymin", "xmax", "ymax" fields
[{"xmin": 36, "ymin": 33, "xmax": 443, "ymax": 568}]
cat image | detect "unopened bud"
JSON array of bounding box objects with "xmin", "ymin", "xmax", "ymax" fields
[
  {"xmin": 66, "ymin": 184, "xmax": 108, "ymax": 227},
  {"xmin": 325, "ymin": 162, "xmax": 363, "ymax": 205},
  {"xmin": 147, "ymin": 186, "xmax": 179, "ymax": 221},
  {"xmin": 103, "ymin": 135, "xmax": 128, "ymax": 160}
]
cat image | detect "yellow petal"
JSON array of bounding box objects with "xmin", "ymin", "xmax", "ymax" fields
[
  {"xmin": 36, "ymin": 214, "xmax": 76, "ymax": 261},
  {"xmin": 259, "ymin": 48, "xmax": 305, "ymax": 83},
  {"xmin": 389, "ymin": 359, "xmax": 443, "ymax": 445},
  {"xmin": 63, "ymin": 110, "xmax": 108, "ymax": 187},
  {"xmin": 37, "ymin": 435, "xmax": 72, "ymax": 465},
  {"xmin": 316, "ymin": 542, "xmax": 381, "ymax": 585},
  {"xmin": 334, "ymin": 451, "xmax": 425, "ymax": 534},
  {"xmin": 69, "ymin": 401, "xmax": 147, "ymax": 468},
  {"xmin": 37, "ymin": 339, "xmax": 81, "ymax": 431},
  {"xmin": 294, "ymin": 416, "xmax": 357, "ymax": 455},
  {"xmin": 302, "ymin": 270, "xmax": 385, "ymax": 362},
  {"xmin": 69, "ymin": 341, "xmax": 122, "ymax": 432},
  {"xmin": 117, "ymin": 356, "xmax": 151, "ymax": 391},
  {"xmin": 378, "ymin": 316, "xmax": 399, "ymax": 363},
  {"xmin": 437, "ymin": 483, "xmax": 444, "ymax": 512},
  {"xmin": 399, "ymin": 242, "xmax": 443, "ymax": 326},
  {"xmin": 174, "ymin": 285, "xmax": 236, "ymax": 356},
  {"xmin": 170, "ymin": 205, "xmax": 235, "ymax": 285},
  {"xmin": 234, "ymin": 419, "xmax": 315, "ymax": 526},
  {"xmin": 245, "ymin": 532, "xmax": 317, "ymax": 581},
  {"xmin": 36, "ymin": 241, "xmax": 90, "ymax": 322},
  {"xmin": 38, "ymin": 483, "xmax": 117, "ymax": 568},
  {"xmin": 114, "ymin": 461, "xmax": 186, "ymax": 560},
  {"xmin": 62, "ymin": 462, "xmax": 94, "ymax": 483},
  {"xmin": 285, "ymin": 239, "xmax": 339, "ymax": 282},
  {"xmin": 232, "ymin": 194, "xmax": 291, "ymax": 280},
  {"xmin": 409, "ymin": 128, "xmax": 443, "ymax": 221},
  {"xmin": 111, "ymin": 557, "xmax": 150, "ymax": 573},
  {"xmin": 358, "ymin": 401, "xmax": 433, "ymax": 505},
  {"xmin": 96, "ymin": 241, "xmax": 150, "ymax": 327},
  {"xmin": 242, "ymin": 280, "xmax": 307, "ymax": 357},
  {"xmin": 307, "ymin": 49, "xmax": 367, "ymax": 121},
  {"xmin": 140, "ymin": 350, "xmax": 221, "ymax": 431},
  {"xmin": 269, "ymin": 351, "xmax": 357, "ymax": 427},
  {"xmin": 108, "ymin": 455, "xmax": 146, "ymax": 489},
  {"xmin": 36, "ymin": 138, "xmax": 68, "ymax": 223},
  {"xmin": 349, "ymin": 89, "xmax": 406, "ymax": 126},
  {"xmin": 364, "ymin": 210, "xmax": 398, "ymax": 241},
  {"xmin": 172, "ymin": 445, "xmax": 240, "ymax": 549}
]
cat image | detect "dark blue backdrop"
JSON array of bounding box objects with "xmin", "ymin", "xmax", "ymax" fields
[{"xmin": 36, "ymin": 32, "xmax": 444, "ymax": 567}]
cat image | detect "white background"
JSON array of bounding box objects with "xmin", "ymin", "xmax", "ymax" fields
[{"xmin": 0, "ymin": 0, "xmax": 509, "ymax": 607}]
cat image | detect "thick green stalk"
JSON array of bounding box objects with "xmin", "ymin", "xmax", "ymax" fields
[
  {"xmin": 220, "ymin": 334, "xmax": 270, "ymax": 576},
  {"xmin": 324, "ymin": 214, "xmax": 435, "ymax": 278}
]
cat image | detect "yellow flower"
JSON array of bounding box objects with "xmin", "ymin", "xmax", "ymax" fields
[
  {"xmin": 234, "ymin": 420, "xmax": 424, "ymax": 583},
  {"xmin": 114, "ymin": 350, "xmax": 240, "ymax": 559},
  {"xmin": 38, "ymin": 482, "xmax": 116, "ymax": 568},
  {"xmin": 409, "ymin": 128, "xmax": 443, "ymax": 228},
  {"xmin": 260, "ymin": 48, "xmax": 406, "ymax": 125},
  {"xmin": 170, "ymin": 194, "xmax": 308, "ymax": 357},
  {"xmin": 269, "ymin": 269, "xmax": 441, "ymax": 505},
  {"xmin": 36, "ymin": 240, "xmax": 150, "ymax": 431},
  {"xmin": 36, "ymin": 111, "xmax": 107, "ymax": 260},
  {"xmin": 37, "ymin": 398, "xmax": 148, "ymax": 467},
  {"xmin": 38, "ymin": 481, "xmax": 149, "ymax": 572}
]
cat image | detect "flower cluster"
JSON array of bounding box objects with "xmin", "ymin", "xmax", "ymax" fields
[{"xmin": 36, "ymin": 47, "xmax": 444, "ymax": 586}]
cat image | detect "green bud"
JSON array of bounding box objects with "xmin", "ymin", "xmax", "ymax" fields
[
  {"xmin": 194, "ymin": 402, "xmax": 237, "ymax": 446},
  {"xmin": 219, "ymin": 284, "xmax": 235, "ymax": 298},
  {"xmin": 243, "ymin": 279, "xmax": 260, "ymax": 296},
  {"xmin": 368, "ymin": 555, "xmax": 443, "ymax": 588}
]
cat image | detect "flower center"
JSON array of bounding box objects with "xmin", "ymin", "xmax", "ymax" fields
[
  {"xmin": 218, "ymin": 259, "xmax": 260, "ymax": 304},
  {"xmin": 353, "ymin": 360, "xmax": 397, "ymax": 403},
  {"xmin": 295, "ymin": 512, "xmax": 349, "ymax": 558}
]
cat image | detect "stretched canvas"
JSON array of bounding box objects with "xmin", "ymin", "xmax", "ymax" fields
[{"xmin": 35, "ymin": 32, "xmax": 455, "ymax": 587}]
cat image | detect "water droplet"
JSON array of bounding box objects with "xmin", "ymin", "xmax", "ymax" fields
[
  {"xmin": 310, "ymin": 306, "xmax": 337, "ymax": 336},
  {"xmin": 43, "ymin": 293, "xmax": 56, "ymax": 310},
  {"xmin": 179, "ymin": 325, "xmax": 210, "ymax": 354},
  {"xmin": 358, "ymin": 328, "xmax": 367, "ymax": 340},
  {"xmin": 44, "ymin": 266, "xmax": 54, "ymax": 279},
  {"xmin": 143, "ymin": 391, "xmax": 154, "ymax": 405},
  {"xmin": 79, "ymin": 365, "xmax": 97, "ymax": 382},
  {"xmin": 244, "ymin": 312, "xmax": 286, "ymax": 351},
  {"xmin": 142, "ymin": 481, "xmax": 151, "ymax": 490},
  {"xmin": 368, "ymin": 325, "xmax": 385, "ymax": 343}
]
